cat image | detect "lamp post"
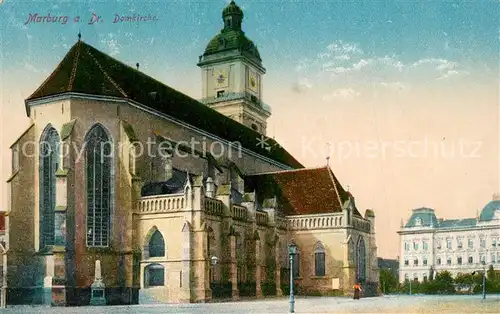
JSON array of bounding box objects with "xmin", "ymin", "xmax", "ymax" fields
[
  {"xmin": 482, "ymin": 263, "xmax": 486, "ymax": 300},
  {"xmin": 288, "ymin": 243, "xmax": 297, "ymax": 314}
]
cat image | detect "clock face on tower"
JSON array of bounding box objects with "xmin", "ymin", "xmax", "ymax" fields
[
  {"xmin": 249, "ymin": 72, "xmax": 258, "ymax": 93},
  {"xmin": 215, "ymin": 70, "xmax": 228, "ymax": 87}
]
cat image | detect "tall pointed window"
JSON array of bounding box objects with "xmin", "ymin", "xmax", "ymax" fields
[
  {"xmin": 314, "ymin": 242, "xmax": 326, "ymax": 276},
  {"xmin": 356, "ymin": 236, "xmax": 366, "ymax": 282},
  {"xmin": 149, "ymin": 230, "xmax": 165, "ymax": 257},
  {"xmin": 85, "ymin": 124, "xmax": 112, "ymax": 247},
  {"xmin": 39, "ymin": 126, "xmax": 60, "ymax": 249}
]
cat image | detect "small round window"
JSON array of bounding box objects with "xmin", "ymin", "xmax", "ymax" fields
[{"xmin": 251, "ymin": 123, "xmax": 258, "ymax": 131}]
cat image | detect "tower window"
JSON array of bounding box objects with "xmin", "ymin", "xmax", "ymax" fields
[
  {"xmin": 251, "ymin": 124, "xmax": 258, "ymax": 131},
  {"xmin": 217, "ymin": 90, "xmax": 225, "ymax": 98}
]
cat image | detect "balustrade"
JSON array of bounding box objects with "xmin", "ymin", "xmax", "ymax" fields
[{"xmin": 137, "ymin": 194, "xmax": 185, "ymax": 214}]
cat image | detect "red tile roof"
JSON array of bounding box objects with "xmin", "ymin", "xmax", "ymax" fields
[{"xmin": 247, "ymin": 166, "xmax": 362, "ymax": 216}]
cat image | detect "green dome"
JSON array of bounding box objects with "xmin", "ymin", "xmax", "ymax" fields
[
  {"xmin": 201, "ymin": 1, "xmax": 261, "ymax": 62},
  {"xmin": 223, "ymin": 1, "xmax": 243, "ymax": 18},
  {"xmin": 203, "ymin": 30, "xmax": 261, "ymax": 60},
  {"xmin": 479, "ymin": 200, "xmax": 500, "ymax": 221}
]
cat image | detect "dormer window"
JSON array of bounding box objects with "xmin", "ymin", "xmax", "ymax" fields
[
  {"xmin": 217, "ymin": 90, "xmax": 225, "ymax": 98},
  {"xmin": 415, "ymin": 218, "xmax": 422, "ymax": 226}
]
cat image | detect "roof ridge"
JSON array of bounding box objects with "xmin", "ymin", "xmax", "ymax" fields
[
  {"xmin": 67, "ymin": 40, "xmax": 82, "ymax": 91},
  {"xmin": 248, "ymin": 166, "xmax": 327, "ymax": 176},
  {"xmin": 326, "ymin": 166, "xmax": 344, "ymax": 208},
  {"xmin": 85, "ymin": 46, "xmax": 128, "ymax": 97}
]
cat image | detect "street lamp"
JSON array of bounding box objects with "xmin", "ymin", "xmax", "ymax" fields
[
  {"xmin": 472, "ymin": 262, "xmax": 487, "ymax": 300},
  {"xmin": 288, "ymin": 243, "xmax": 297, "ymax": 314},
  {"xmin": 211, "ymin": 255, "xmax": 218, "ymax": 266}
]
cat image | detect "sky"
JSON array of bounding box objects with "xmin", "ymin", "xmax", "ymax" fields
[{"xmin": 0, "ymin": 0, "xmax": 499, "ymax": 259}]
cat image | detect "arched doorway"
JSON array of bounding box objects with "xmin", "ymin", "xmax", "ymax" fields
[{"xmin": 356, "ymin": 236, "xmax": 366, "ymax": 283}]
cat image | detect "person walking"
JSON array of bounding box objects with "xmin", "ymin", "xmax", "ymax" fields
[{"xmin": 353, "ymin": 282, "xmax": 363, "ymax": 300}]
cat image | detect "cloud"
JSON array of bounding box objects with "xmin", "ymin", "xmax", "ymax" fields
[
  {"xmin": 291, "ymin": 77, "xmax": 313, "ymax": 93},
  {"xmin": 380, "ymin": 81, "xmax": 408, "ymax": 92},
  {"xmin": 322, "ymin": 88, "xmax": 360, "ymax": 101},
  {"xmin": 412, "ymin": 58, "xmax": 469, "ymax": 80},
  {"xmin": 99, "ymin": 33, "xmax": 121, "ymax": 56}
]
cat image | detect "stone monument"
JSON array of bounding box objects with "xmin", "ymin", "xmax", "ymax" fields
[{"xmin": 90, "ymin": 260, "xmax": 106, "ymax": 305}]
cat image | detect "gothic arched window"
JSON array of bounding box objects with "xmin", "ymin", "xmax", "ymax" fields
[
  {"xmin": 314, "ymin": 242, "xmax": 326, "ymax": 276},
  {"xmin": 356, "ymin": 236, "xmax": 366, "ymax": 282},
  {"xmin": 39, "ymin": 125, "xmax": 60, "ymax": 249},
  {"xmin": 85, "ymin": 124, "xmax": 113, "ymax": 247},
  {"xmin": 149, "ymin": 230, "xmax": 165, "ymax": 257}
]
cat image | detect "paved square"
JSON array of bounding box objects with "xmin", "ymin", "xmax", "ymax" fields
[{"xmin": 3, "ymin": 295, "xmax": 500, "ymax": 313}]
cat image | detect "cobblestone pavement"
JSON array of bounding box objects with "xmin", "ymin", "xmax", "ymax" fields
[{"xmin": 3, "ymin": 294, "xmax": 500, "ymax": 313}]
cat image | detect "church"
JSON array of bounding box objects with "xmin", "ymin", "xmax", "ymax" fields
[{"xmin": 4, "ymin": 1, "xmax": 379, "ymax": 306}]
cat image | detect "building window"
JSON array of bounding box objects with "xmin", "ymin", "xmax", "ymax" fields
[
  {"xmin": 12, "ymin": 144, "xmax": 19, "ymax": 172},
  {"xmin": 423, "ymin": 258, "xmax": 428, "ymax": 266},
  {"xmin": 356, "ymin": 236, "xmax": 366, "ymax": 282},
  {"xmin": 314, "ymin": 242, "xmax": 326, "ymax": 276},
  {"xmin": 446, "ymin": 239, "xmax": 452, "ymax": 249},
  {"xmin": 85, "ymin": 124, "xmax": 112, "ymax": 247},
  {"xmin": 480, "ymin": 255, "xmax": 486, "ymax": 265},
  {"xmin": 436, "ymin": 240, "xmax": 442, "ymax": 250},
  {"xmin": 251, "ymin": 123, "xmax": 258, "ymax": 131},
  {"xmin": 480, "ymin": 238, "xmax": 486, "ymax": 248},
  {"xmin": 413, "ymin": 241, "xmax": 419, "ymax": 250},
  {"xmin": 423, "ymin": 241, "xmax": 428, "ymax": 251},
  {"xmin": 497, "ymin": 254, "xmax": 500, "ymax": 264},
  {"xmin": 217, "ymin": 90, "xmax": 225, "ymax": 98},
  {"xmin": 404, "ymin": 242, "xmax": 410, "ymax": 251},
  {"xmin": 468, "ymin": 256, "xmax": 473, "ymax": 264},
  {"xmin": 149, "ymin": 230, "xmax": 165, "ymax": 258},
  {"xmin": 414, "ymin": 259, "xmax": 418, "ymax": 266},
  {"xmin": 457, "ymin": 256, "xmax": 462, "ymax": 265},
  {"xmin": 413, "ymin": 273, "xmax": 418, "ymax": 281},
  {"xmin": 404, "ymin": 273, "xmax": 409, "ymax": 281},
  {"xmin": 404, "ymin": 259, "xmax": 409, "ymax": 266},
  {"xmin": 447, "ymin": 258, "xmax": 452, "ymax": 265},
  {"xmin": 39, "ymin": 126, "xmax": 60, "ymax": 249},
  {"xmin": 468, "ymin": 238, "xmax": 474, "ymax": 249},
  {"xmin": 415, "ymin": 217, "xmax": 422, "ymax": 226},
  {"xmin": 493, "ymin": 238, "xmax": 497, "ymax": 248},
  {"xmin": 423, "ymin": 274, "xmax": 428, "ymax": 281},
  {"xmin": 436, "ymin": 257, "xmax": 441, "ymax": 265},
  {"xmin": 145, "ymin": 264, "xmax": 165, "ymax": 287},
  {"xmin": 457, "ymin": 238, "xmax": 463, "ymax": 249},
  {"xmin": 491, "ymin": 253, "xmax": 495, "ymax": 264}
]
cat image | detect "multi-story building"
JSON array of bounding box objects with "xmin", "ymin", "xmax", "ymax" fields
[
  {"xmin": 4, "ymin": 1, "xmax": 379, "ymax": 306},
  {"xmin": 397, "ymin": 196, "xmax": 500, "ymax": 282}
]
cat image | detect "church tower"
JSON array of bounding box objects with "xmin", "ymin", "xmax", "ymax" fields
[{"xmin": 198, "ymin": 1, "xmax": 271, "ymax": 135}]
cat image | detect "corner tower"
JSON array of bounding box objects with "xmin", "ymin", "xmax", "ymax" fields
[{"xmin": 198, "ymin": 0, "xmax": 271, "ymax": 135}]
